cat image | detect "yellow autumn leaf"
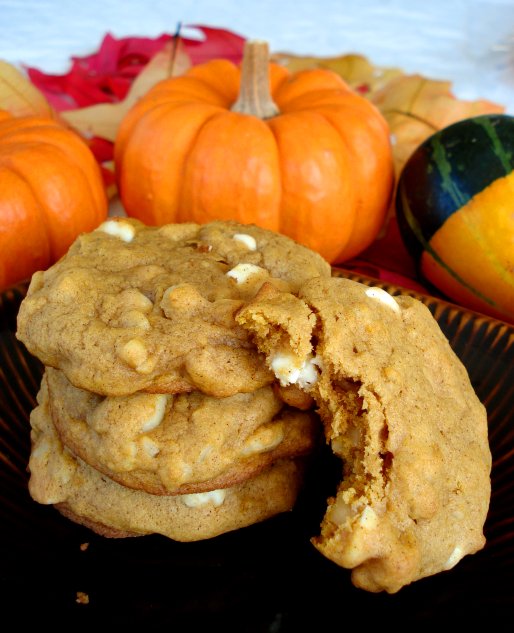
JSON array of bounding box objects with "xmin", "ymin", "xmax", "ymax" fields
[
  {"xmin": 0, "ymin": 60, "xmax": 54, "ymax": 118},
  {"xmin": 371, "ymin": 74, "xmax": 505, "ymax": 175},
  {"xmin": 270, "ymin": 51, "xmax": 402, "ymax": 94},
  {"xmin": 61, "ymin": 39, "xmax": 192, "ymax": 142}
]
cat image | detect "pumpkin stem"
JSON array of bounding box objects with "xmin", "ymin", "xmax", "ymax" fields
[{"xmin": 231, "ymin": 40, "xmax": 280, "ymax": 119}]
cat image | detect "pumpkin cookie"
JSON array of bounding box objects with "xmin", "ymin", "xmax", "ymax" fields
[
  {"xmin": 28, "ymin": 378, "xmax": 306, "ymax": 541},
  {"xmin": 16, "ymin": 218, "xmax": 330, "ymax": 397},
  {"xmin": 236, "ymin": 276, "xmax": 492, "ymax": 593},
  {"xmin": 45, "ymin": 367, "xmax": 319, "ymax": 495}
]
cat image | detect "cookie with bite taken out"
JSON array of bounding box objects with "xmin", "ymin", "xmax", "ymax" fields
[{"xmin": 236, "ymin": 276, "xmax": 491, "ymax": 593}]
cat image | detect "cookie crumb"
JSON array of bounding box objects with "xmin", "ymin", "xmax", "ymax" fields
[
  {"xmin": 79, "ymin": 542, "xmax": 89, "ymax": 551},
  {"xmin": 76, "ymin": 591, "xmax": 89, "ymax": 605}
]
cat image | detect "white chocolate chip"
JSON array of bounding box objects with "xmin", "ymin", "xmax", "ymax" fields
[
  {"xmin": 133, "ymin": 356, "xmax": 157, "ymax": 375},
  {"xmin": 241, "ymin": 426, "xmax": 284, "ymax": 456},
  {"xmin": 226, "ymin": 263, "xmax": 265, "ymax": 284},
  {"xmin": 181, "ymin": 489, "xmax": 226, "ymax": 508},
  {"xmin": 181, "ymin": 462, "xmax": 193, "ymax": 479},
  {"xmin": 119, "ymin": 310, "xmax": 151, "ymax": 330},
  {"xmin": 270, "ymin": 353, "xmax": 321, "ymax": 388},
  {"xmin": 358, "ymin": 506, "xmax": 378, "ymax": 530},
  {"xmin": 443, "ymin": 545, "xmax": 464, "ymax": 570},
  {"xmin": 328, "ymin": 496, "xmax": 356, "ymax": 525},
  {"xmin": 118, "ymin": 338, "xmax": 148, "ymax": 369},
  {"xmin": 98, "ymin": 220, "xmax": 136, "ymax": 243},
  {"xmin": 118, "ymin": 289, "xmax": 153, "ymax": 313},
  {"xmin": 233, "ymin": 233, "xmax": 257, "ymax": 250},
  {"xmin": 161, "ymin": 285, "xmax": 178, "ymax": 304},
  {"xmin": 160, "ymin": 285, "xmax": 179, "ymax": 316},
  {"xmin": 297, "ymin": 357, "xmax": 322, "ymax": 389},
  {"xmin": 331, "ymin": 425, "xmax": 361, "ymax": 457},
  {"xmin": 160, "ymin": 284, "xmax": 206, "ymax": 315},
  {"xmin": 271, "ymin": 353, "xmax": 301, "ymax": 385},
  {"xmin": 140, "ymin": 395, "xmax": 168, "ymax": 433},
  {"xmin": 29, "ymin": 435, "xmax": 76, "ymax": 504},
  {"xmin": 141, "ymin": 436, "xmax": 160, "ymax": 458},
  {"xmin": 365, "ymin": 287, "xmax": 400, "ymax": 313},
  {"xmin": 196, "ymin": 445, "xmax": 213, "ymax": 463},
  {"xmin": 298, "ymin": 362, "xmax": 317, "ymax": 388},
  {"xmin": 30, "ymin": 435, "xmax": 54, "ymax": 462}
]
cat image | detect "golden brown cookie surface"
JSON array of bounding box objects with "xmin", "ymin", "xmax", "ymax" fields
[
  {"xmin": 16, "ymin": 219, "xmax": 330, "ymax": 397},
  {"xmin": 28, "ymin": 379, "xmax": 306, "ymax": 542},
  {"xmin": 45, "ymin": 367, "xmax": 319, "ymax": 495},
  {"xmin": 236, "ymin": 276, "xmax": 492, "ymax": 593}
]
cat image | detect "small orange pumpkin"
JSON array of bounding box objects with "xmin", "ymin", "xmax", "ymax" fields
[
  {"xmin": 115, "ymin": 41, "xmax": 394, "ymax": 263},
  {"xmin": 0, "ymin": 110, "xmax": 108, "ymax": 290}
]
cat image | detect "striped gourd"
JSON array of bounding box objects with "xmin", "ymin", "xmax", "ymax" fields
[{"xmin": 396, "ymin": 114, "xmax": 514, "ymax": 324}]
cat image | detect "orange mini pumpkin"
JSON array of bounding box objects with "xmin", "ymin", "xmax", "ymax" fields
[
  {"xmin": 115, "ymin": 41, "xmax": 394, "ymax": 263},
  {"xmin": 0, "ymin": 110, "xmax": 108, "ymax": 290}
]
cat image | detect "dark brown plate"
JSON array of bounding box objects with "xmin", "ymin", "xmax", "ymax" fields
[{"xmin": 1, "ymin": 272, "xmax": 513, "ymax": 629}]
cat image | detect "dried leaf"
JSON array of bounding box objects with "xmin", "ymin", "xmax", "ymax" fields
[
  {"xmin": 61, "ymin": 39, "xmax": 191, "ymax": 142},
  {"xmin": 0, "ymin": 60, "xmax": 54, "ymax": 117},
  {"xmin": 371, "ymin": 74, "xmax": 505, "ymax": 175},
  {"xmin": 270, "ymin": 51, "xmax": 402, "ymax": 94}
]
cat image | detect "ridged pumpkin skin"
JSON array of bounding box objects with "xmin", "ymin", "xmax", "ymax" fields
[
  {"xmin": 0, "ymin": 110, "xmax": 108, "ymax": 290},
  {"xmin": 396, "ymin": 114, "xmax": 514, "ymax": 324},
  {"xmin": 114, "ymin": 57, "xmax": 394, "ymax": 263}
]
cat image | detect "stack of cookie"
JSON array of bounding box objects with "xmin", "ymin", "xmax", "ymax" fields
[
  {"xmin": 16, "ymin": 216, "xmax": 492, "ymax": 592},
  {"xmin": 17, "ymin": 218, "xmax": 330, "ymax": 541}
]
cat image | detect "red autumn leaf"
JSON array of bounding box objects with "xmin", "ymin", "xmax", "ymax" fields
[
  {"xmin": 26, "ymin": 26, "xmax": 246, "ymax": 112},
  {"xmin": 25, "ymin": 68, "xmax": 76, "ymax": 110},
  {"xmin": 183, "ymin": 24, "xmax": 246, "ymax": 64},
  {"xmin": 26, "ymin": 33, "xmax": 173, "ymax": 110},
  {"xmin": 86, "ymin": 136, "xmax": 115, "ymax": 163},
  {"xmin": 61, "ymin": 38, "xmax": 191, "ymax": 154},
  {"xmin": 79, "ymin": 32, "xmax": 171, "ymax": 76}
]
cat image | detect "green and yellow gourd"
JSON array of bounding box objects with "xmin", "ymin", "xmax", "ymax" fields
[{"xmin": 396, "ymin": 113, "xmax": 514, "ymax": 324}]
